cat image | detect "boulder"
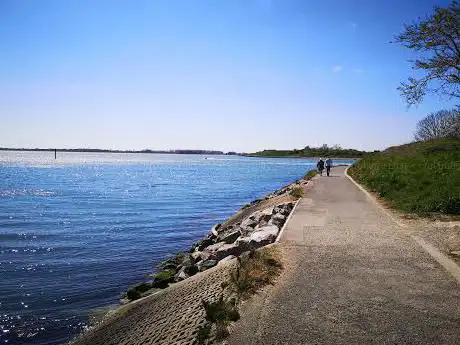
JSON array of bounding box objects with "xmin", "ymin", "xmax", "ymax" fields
[
  {"xmin": 184, "ymin": 264, "xmax": 199, "ymax": 276},
  {"xmin": 218, "ymin": 229, "xmax": 241, "ymax": 244},
  {"xmin": 250, "ymin": 225, "xmax": 279, "ymax": 245},
  {"xmin": 273, "ymin": 202, "xmax": 294, "ymax": 216},
  {"xmin": 191, "ymin": 251, "xmax": 215, "ymax": 263},
  {"xmin": 241, "ymin": 217, "xmax": 258, "ymax": 229},
  {"xmin": 249, "ymin": 207, "xmax": 274, "ymax": 223},
  {"xmin": 194, "ymin": 238, "xmax": 215, "ymax": 251},
  {"xmin": 151, "ymin": 270, "xmax": 175, "ymax": 288},
  {"xmin": 204, "ymin": 241, "xmax": 226, "ymax": 252},
  {"xmin": 237, "ymin": 225, "xmax": 279, "ymax": 250},
  {"xmin": 211, "ymin": 223, "xmax": 222, "ymax": 237},
  {"xmin": 158, "ymin": 261, "xmax": 178, "ymax": 271},
  {"xmin": 174, "ymin": 267, "xmax": 189, "ymax": 282},
  {"xmin": 261, "ymin": 206, "xmax": 274, "ymax": 216},
  {"xmin": 179, "ymin": 254, "xmax": 194, "ymax": 267},
  {"xmin": 214, "ymin": 242, "xmax": 251, "ymax": 260},
  {"xmin": 197, "ymin": 259, "xmax": 218, "ymax": 272},
  {"xmin": 248, "ymin": 210, "xmax": 261, "ymax": 220},
  {"xmin": 191, "ymin": 251, "xmax": 202, "ymax": 262},
  {"xmin": 270, "ymin": 214, "xmax": 286, "ymax": 227}
]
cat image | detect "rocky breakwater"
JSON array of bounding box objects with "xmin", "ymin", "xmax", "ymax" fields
[{"xmin": 123, "ymin": 177, "xmax": 310, "ymax": 302}]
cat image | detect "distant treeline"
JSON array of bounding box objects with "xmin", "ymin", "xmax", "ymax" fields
[
  {"xmin": 0, "ymin": 148, "xmax": 234, "ymax": 155},
  {"xmin": 248, "ymin": 145, "xmax": 371, "ymax": 158}
]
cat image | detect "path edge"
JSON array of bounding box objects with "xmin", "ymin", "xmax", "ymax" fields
[{"xmin": 344, "ymin": 165, "xmax": 460, "ymax": 285}]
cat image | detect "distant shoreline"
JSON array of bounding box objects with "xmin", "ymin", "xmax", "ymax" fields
[
  {"xmin": 0, "ymin": 148, "xmax": 233, "ymax": 155},
  {"xmin": 0, "ymin": 148, "xmax": 362, "ymax": 160}
]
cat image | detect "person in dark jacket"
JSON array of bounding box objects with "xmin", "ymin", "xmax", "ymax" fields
[
  {"xmin": 325, "ymin": 158, "xmax": 333, "ymax": 176},
  {"xmin": 317, "ymin": 158, "xmax": 325, "ymax": 176}
]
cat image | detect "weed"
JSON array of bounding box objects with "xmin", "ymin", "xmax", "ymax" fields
[
  {"xmin": 289, "ymin": 186, "xmax": 304, "ymax": 199},
  {"xmin": 196, "ymin": 325, "xmax": 212, "ymax": 344},
  {"xmin": 196, "ymin": 247, "xmax": 283, "ymax": 343},
  {"xmin": 229, "ymin": 248, "xmax": 283, "ymax": 300},
  {"xmin": 305, "ymin": 169, "xmax": 318, "ymax": 178}
]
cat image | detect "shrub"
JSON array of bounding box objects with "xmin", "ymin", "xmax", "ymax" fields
[
  {"xmin": 196, "ymin": 325, "xmax": 212, "ymax": 344},
  {"xmin": 202, "ymin": 295, "xmax": 239, "ymax": 324},
  {"xmin": 196, "ymin": 247, "xmax": 283, "ymax": 343},
  {"xmin": 305, "ymin": 170, "xmax": 318, "ymax": 179},
  {"xmin": 229, "ymin": 248, "xmax": 283, "ymax": 300},
  {"xmin": 289, "ymin": 186, "xmax": 304, "ymax": 199}
]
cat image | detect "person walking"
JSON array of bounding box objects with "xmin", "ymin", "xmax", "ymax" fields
[
  {"xmin": 317, "ymin": 158, "xmax": 325, "ymax": 176},
  {"xmin": 325, "ymin": 158, "xmax": 333, "ymax": 176}
]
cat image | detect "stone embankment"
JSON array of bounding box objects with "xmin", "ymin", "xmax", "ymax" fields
[
  {"xmin": 124, "ymin": 177, "xmax": 310, "ymax": 301},
  {"xmin": 71, "ymin": 173, "xmax": 314, "ymax": 345}
]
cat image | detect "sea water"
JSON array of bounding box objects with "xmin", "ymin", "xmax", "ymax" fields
[{"xmin": 0, "ymin": 151, "xmax": 353, "ymax": 344}]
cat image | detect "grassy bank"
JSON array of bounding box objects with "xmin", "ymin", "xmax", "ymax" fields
[{"xmin": 348, "ymin": 139, "xmax": 460, "ymax": 216}]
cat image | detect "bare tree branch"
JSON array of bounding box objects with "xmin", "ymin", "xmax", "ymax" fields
[
  {"xmin": 414, "ymin": 109, "xmax": 460, "ymax": 140},
  {"xmin": 394, "ymin": 1, "xmax": 460, "ymax": 106}
]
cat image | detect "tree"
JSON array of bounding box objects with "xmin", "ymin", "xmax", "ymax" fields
[
  {"xmin": 394, "ymin": 1, "xmax": 460, "ymax": 106},
  {"xmin": 414, "ymin": 109, "xmax": 460, "ymax": 141}
]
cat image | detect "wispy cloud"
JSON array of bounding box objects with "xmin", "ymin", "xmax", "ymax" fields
[
  {"xmin": 350, "ymin": 22, "xmax": 358, "ymax": 29},
  {"xmin": 332, "ymin": 65, "xmax": 343, "ymax": 73}
]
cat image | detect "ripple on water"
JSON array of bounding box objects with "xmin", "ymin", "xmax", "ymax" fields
[
  {"xmin": 0, "ymin": 152, "xmax": 355, "ymax": 345},
  {"xmin": 0, "ymin": 189, "xmax": 56, "ymax": 197}
]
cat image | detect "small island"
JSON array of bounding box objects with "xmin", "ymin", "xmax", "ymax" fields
[{"xmin": 247, "ymin": 144, "xmax": 370, "ymax": 158}]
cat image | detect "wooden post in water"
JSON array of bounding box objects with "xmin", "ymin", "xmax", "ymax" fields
[{"xmin": 55, "ymin": 149, "xmax": 57, "ymax": 159}]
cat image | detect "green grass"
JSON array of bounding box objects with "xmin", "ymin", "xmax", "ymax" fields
[{"xmin": 348, "ymin": 139, "xmax": 460, "ymax": 216}]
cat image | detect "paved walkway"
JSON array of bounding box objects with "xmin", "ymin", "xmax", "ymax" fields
[{"xmin": 227, "ymin": 166, "xmax": 460, "ymax": 345}]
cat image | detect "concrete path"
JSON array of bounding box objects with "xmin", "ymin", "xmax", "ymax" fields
[{"xmin": 227, "ymin": 166, "xmax": 460, "ymax": 345}]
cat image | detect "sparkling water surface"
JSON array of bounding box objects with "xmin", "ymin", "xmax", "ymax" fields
[{"xmin": 0, "ymin": 151, "xmax": 353, "ymax": 345}]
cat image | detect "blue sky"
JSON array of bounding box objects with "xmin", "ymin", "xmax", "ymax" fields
[{"xmin": 0, "ymin": 0, "xmax": 456, "ymax": 152}]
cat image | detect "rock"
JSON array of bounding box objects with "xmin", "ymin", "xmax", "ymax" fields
[
  {"xmin": 270, "ymin": 213, "xmax": 286, "ymax": 227},
  {"xmin": 251, "ymin": 225, "xmax": 279, "ymax": 244},
  {"xmin": 158, "ymin": 261, "xmax": 178, "ymax": 271},
  {"xmin": 261, "ymin": 206, "xmax": 274, "ymax": 216},
  {"xmin": 249, "ymin": 207, "xmax": 273, "ymax": 223},
  {"xmin": 273, "ymin": 202, "xmax": 294, "ymax": 216},
  {"xmin": 211, "ymin": 223, "xmax": 222, "ymax": 237},
  {"xmin": 218, "ymin": 255, "xmax": 236, "ymax": 264},
  {"xmin": 151, "ymin": 270, "xmax": 175, "ymax": 288},
  {"xmin": 449, "ymin": 250, "xmax": 460, "ymax": 257},
  {"xmin": 174, "ymin": 266, "xmax": 189, "ymax": 282},
  {"xmin": 180, "ymin": 254, "xmax": 194, "ymax": 267},
  {"xmin": 184, "ymin": 264, "xmax": 199, "ymax": 276},
  {"xmin": 248, "ymin": 210, "xmax": 261, "ymax": 220},
  {"xmin": 218, "ymin": 229, "xmax": 241, "ymax": 244},
  {"xmin": 197, "ymin": 259, "xmax": 218, "ymax": 271},
  {"xmin": 237, "ymin": 225, "xmax": 279, "ymax": 250},
  {"xmin": 195, "ymin": 238, "xmax": 215, "ymax": 251},
  {"xmin": 191, "ymin": 251, "xmax": 217, "ymax": 263},
  {"xmin": 214, "ymin": 242, "xmax": 251, "ymax": 260},
  {"xmin": 241, "ymin": 217, "xmax": 258, "ymax": 229},
  {"xmin": 191, "ymin": 251, "xmax": 202, "ymax": 262},
  {"xmin": 204, "ymin": 241, "xmax": 226, "ymax": 252}
]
